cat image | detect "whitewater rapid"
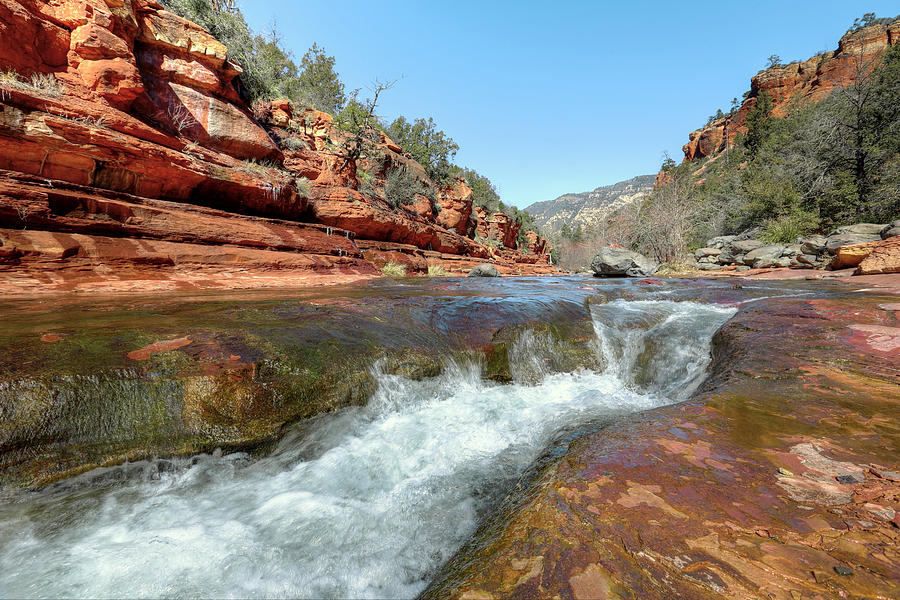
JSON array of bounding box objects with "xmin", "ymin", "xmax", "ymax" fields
[{"xmin": 0, "ymin": 300, "xmax": 735, "ymax": 599}]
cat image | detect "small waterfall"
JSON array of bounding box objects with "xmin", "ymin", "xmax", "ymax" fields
[
  {"xmin": 590, "ymin": 299, "xmax": 736, "ymax": 399},
  {"xmin": 0, "ymin": 299, "xmax": 736, "ymax": 600}
]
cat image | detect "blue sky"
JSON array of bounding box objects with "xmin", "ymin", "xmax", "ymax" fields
[{"xmin": 241, "ymin": 1, "xmax": 899, "ymax": 209}]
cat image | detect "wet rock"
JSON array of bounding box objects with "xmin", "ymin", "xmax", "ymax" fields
[
  {"xmin": 467, "ymin": 263, "xmax": 500, "ymax": 277},
  {"xmin": 590, "ymin": 247, "xmax": 658, "ymax": 277}
]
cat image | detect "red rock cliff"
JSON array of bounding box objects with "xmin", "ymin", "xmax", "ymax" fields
[
  {"xmin": 682, "ymin": 19, "xmax": 900, "ymax": 161},
  {"xmin": 0, "ymin": 0, "xmax": 556, "ymax": 294}
]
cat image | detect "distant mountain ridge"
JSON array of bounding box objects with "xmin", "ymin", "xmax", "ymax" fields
[{"xmin": 525, "ymin": 175, "xmax": 656, "ymax": 233}]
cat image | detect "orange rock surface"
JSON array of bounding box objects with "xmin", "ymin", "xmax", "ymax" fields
[
  {"xmin": 856, "ymin": 236, "xmax": 900, "ymax": 275},
  {"xmin": 0, "ymin": 0, "xmax": 555, "ymax": 294},
  {"xmin": 682, "ymin": 20, "xmax": 900, "ymax": 161}
]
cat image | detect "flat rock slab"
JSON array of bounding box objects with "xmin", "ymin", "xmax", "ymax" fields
[{"xmin": 424, "ymin": 293, "xmax": 900, "ymax": 600}]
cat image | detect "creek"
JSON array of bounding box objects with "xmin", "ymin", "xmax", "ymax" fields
[{"xmin": 0, "ymin": 278, "xmax": 767, "ymax": 598}]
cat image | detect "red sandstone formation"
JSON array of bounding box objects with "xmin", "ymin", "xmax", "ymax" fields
[
  {"xmin": 0, "ymin": 0, "xmax": 554, "ymax": 295},
  {"xmin": 682, "ymin": 20, "xmax": 900, "ymax": 161}
]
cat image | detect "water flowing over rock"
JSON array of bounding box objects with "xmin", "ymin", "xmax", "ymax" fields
[{"xmin": 590, "ymin": 247, "xmax": 658, "ymax": 277}]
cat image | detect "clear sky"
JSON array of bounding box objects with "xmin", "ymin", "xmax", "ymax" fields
[{"xmin": 241, "ymin": 1, "xmax": 899, "ymax": 209}]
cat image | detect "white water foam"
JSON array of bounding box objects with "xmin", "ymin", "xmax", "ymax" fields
[{"xmin": 0, "ymin": 300, "xmax": 735, "ymax": 599}]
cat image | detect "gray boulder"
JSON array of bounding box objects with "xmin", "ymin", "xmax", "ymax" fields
[
  {"xmin": 698, "ymin": 263, "xmax": 724, "ymax": 271},
  {"xmin": 695, "ymin": 247, "xmax": 721, "ymax": 259},
  {"xmin": 829, "ymin": 223, "xmax": 886, "ymax": 237},
  {"xmin": 705, "ymin": 235, "xmax": 737, "ymax": 250},
  {"xmin": 800, "ymin": 235, "xmax": 827, "ymax": 255},
  {"xmin": 716, "ymin": 249, "xmax": 737, "ymax": 265},
  {"xmin": 467, "ymin": 263, "xmax": 500, "ymax": 277},
  {"xmin": 591, "ymin": 247, "xmax": 659, "ymax": 277},
  {"xmin": 796, "ymin": 254, "xmax": 821, "ymax": 266},
  {"xmin": 882, "ymin": 220, "xmax": 900, "ymax": 239},
  {"xmin": 782, "ymin": 244, "xmax": 802, "ymax": 258},
  {"xmin": 729, "ymin": 239, "xmax": 765, "ymax": 254},
  {"xmin": 825, "ymin": 233, "xmax": 882, "ymax": 253},
  {"xmin": 743, "ymin": 244, "xmax": 785, "ymax": 266}
]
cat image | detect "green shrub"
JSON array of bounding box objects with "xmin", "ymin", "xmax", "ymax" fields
[
  {"xmin": 759, "ymin": 210, "xmax": 819, "ymax": 244},
  {"xmin": 385, "ymin": 166, "xmax": 433, "ymax": 209},
  {"xmin": 380, "ymin": 261, "xmax": 406, "ymax": 277},
  {"xmin": 387, "ymin": 116, "xmax": 458, "ymax": 183},
  {"xmin": 357, "ymin": 169, "xmax": 376, "ymax": 196},
  {"xmin": 280, "ymin": 136, "xmax": 307, "ymax": 151},
  {"xmin": 162, "ymin": 1, "xmax": 344, "ymax": 112}
]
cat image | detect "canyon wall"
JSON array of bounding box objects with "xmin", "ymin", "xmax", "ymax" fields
[
  {"xmin": 0, "ymin": 0, "xmax": 553, "ymax": 295},
  {"xmin": 682, "ymin": 20, "xmax": 900, "ymax": 161}
]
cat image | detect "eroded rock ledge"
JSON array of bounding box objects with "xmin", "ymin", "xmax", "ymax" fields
[
  {"xmin": 0, "ymin": 0, "xmax": 555, "ymax": 295},
  {"xmin": 423, "ymin": 281, "xmax": 900, "ymax": 599}
]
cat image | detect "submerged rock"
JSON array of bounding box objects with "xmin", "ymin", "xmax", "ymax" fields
[{"xmin": 590, "ymin": 247, "xmax": 658, "ymax": 277}]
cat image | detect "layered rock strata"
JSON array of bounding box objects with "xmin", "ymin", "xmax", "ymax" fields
[
  {"xmin": 683, "ymin": 20, "xmax": 900, "ymax": 161},
  {"xmin": 0, "ymin": 0, "xmax": 553, "ymax": 295}
]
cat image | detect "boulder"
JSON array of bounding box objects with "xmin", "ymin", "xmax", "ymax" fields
[
  {"xmin": 800, "ymin": 235, "xmax": 827, "ymax": 255},
  {"xmin": 797, "ymin": 254, "xmax": 821, "ymax": 266},
  {"xmin": 716, "ymin": 249, "xmax": 737, "ymax": 265},
  {"xmin": 829, "ymin": 223, "xmax": 887, "ymax": 236},
  {"xmin": 695, "ymin": 247, "xmax": 721, "ymax": 259},
  {"xmin": 825, "ymin": 233, "xmax": 883, "ymax": 253},
  {"xmin": 729, "ymin": 239, "xmax": 765, "ymax": 254},
  {"xmin": 698, "ymin": 263, "xmax": 724, "ymax": 271},
  {"xmin": 856, "ymin": 236, "xmax": 900, "ymax": 275},
  {"xmin": 705, "ymin": 235, "xmax": 736, "ymax": 249},
  {"xmin": 590, "ymin": 247, "xmax": 658, "ymax": 278},
  {"xmin": 782, "ymin": 244, "xmax": 802, "ymax": 258},
  {"xmin": 882, "ymin": 221, "xmax": 900, "ymax": 239},
  {"xmin": 743, "ymin": 244, "xmax": 785, "ymax": 266},
  {"xmin": 467, "ymin": 263, "xmax": 500, "ymax": 278}
]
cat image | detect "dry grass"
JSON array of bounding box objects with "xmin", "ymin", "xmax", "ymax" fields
[
  {"xmin": 295, "ymin": 176, "xmax": 312, "ymax": 197},
  {"xmin": 0, "ymin": 71, "xmax": 62, "ymax": 97},
  {"xmin": 380, "ymin": 261, "xmax": 407, "ymax": 277},
  {"xmin": 426, "ymin": 264, "xmax": 448, "ymax": 277}
]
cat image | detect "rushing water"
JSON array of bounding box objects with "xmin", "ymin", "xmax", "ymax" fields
[{"xmin": 0, "ymin": 296, "xmax": 735, "ymax": 599}]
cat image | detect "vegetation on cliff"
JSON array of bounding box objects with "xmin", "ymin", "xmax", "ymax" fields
[
  {"xmin": 555, "ymin": 15, "xmax": 900, "ymax": 268},
  {"xmin": 163, "ymin": 0, "xmax": 545, "ymax": 251}
]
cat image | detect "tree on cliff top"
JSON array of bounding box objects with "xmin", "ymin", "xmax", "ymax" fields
[
  {"xmin": 387, "ymin": 117, "xmax": 459, "ymax": 183},
  {"xmin": 296, "ymin": 44, "xmax": 346, "ymax": 114},
  {"xmin": 163, "ymin": 0, "xmax": 345, "ymax": 113}
]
